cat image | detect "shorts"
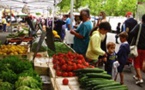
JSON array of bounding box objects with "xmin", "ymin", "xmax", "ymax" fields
[
  {"xmin": 117, "ymin": 64, "xmax": 125, "ymax": 73},
  {"xmin": 134, "ymin": 49, "xmax": 145, "ymax": 69}
]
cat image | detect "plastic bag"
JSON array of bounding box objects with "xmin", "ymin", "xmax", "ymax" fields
[{"xmin": 31, "ymin": 37, "xmax": 48, "ymax": 52}]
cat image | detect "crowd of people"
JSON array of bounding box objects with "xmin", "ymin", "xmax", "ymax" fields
[
  {"xmin": 67, "ymin": 9, "xmax": 145, "ymax": 86},
  {"xmin": 0, "ymin": 7, "xmax": 145, "ymax": 86}
]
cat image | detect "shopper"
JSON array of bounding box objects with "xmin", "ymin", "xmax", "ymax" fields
[
  {"xmin": 86, "ymin": 22, "xmax": 111, "ymax": 66},
  {"xmin": 115, "ymin": 22, "xmax": 121, "ymax": 44},
  {"xmin": 93, "ymin": 11, "xmax": 108, "ymax": 66},
  {"xmin": 2, "ymin": 16, "xmax": 7, "ymax": 32},
  {"xmin": 95, "ymin": 11, "xmax": 107, "ymax": 50},
  {"xmin": 117, "ymin": 32, "xmax": 130, "ymax": 85},
  {"xmin": 130, "ymin": 14, "xmax": 145, "ymax": 85},
  {"xmin": 104, "ymin": 42, "xmax": 117, "ymax": 76},
  {"xmin": 122, "ymin": 12, "xmax": 137, "ymax": 44},
  {"xmin": 70, "ymin": 8, "xmax": 93, "ymax": 56},
  {"xmin": 96, "ymin": 11, "xmax": 107, "ymax": 26},
  {"xmin": 66, "ymin": 13, "xmax": 71, "ymax": 30}
]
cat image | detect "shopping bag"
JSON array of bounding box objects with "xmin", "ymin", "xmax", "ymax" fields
[
  {"xmin": 112, "ymin": 61, "xmax": 120, "ymax": 80},
  {"xmin": 128, "ymin": 45, "xmax": 138, "ymax": 58}
]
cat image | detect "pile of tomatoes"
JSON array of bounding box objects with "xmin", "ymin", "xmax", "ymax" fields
[{"xmin": 52, "ymin": 52, "xmax": 94, "ymax": 77}]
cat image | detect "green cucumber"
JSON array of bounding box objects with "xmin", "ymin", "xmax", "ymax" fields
[
  {"xmin": 86, "ymin": 79, "xmax": 114, "ymax": 87},
  {"xmin": 74, "ymin": 68, "xmax": 104, "ymax": 73},
  {"xmin": 98, "ymin": 85, "xmax": 128, "ymax": 90},
  {"xmin": 85, "ymin": 73, "xmax": 112, "ymax": 79},
  {"xmin": 92, "ymin": 82, "xmax": 120, "ymax": 90}
]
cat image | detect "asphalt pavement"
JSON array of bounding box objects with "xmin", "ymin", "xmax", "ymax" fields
[{"xmin": 107, "ymin": 32, "xmax": 145, "ymax": 90}]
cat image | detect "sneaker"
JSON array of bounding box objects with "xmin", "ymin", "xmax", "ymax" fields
[
  {"xmin": 133, "ymin": 75, "xmax": 138, "ymax": 80},
  {"xmin": 136, "ymin": 79, "xmax": 144, "ymax": 85}
]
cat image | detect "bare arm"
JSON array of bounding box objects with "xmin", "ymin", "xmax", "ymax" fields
[{"xmin": 70, "ymin": 30, "xmax": 84, "ymax": 39}]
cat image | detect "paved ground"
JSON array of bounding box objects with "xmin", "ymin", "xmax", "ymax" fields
[
  {"xmin": 107, "ymin": 32, "xmax": 145, "ymax": 90},
  {"xmin": 0, "ymin": 32, "xmax": 145, "ymax": 90}
]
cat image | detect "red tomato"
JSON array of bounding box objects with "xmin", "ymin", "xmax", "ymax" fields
[
  {"xmin": 67, "ymin": 66, "xmax": 72, "ymax": 71},
  {"xmin": 52, "ymin": 60, "xmax": 56, "ymax": 64},
  {"xmin": 84, "ymin": 62, "xmax": 89, "ymax": 66},
  {"xmin": 53, "ymin": 64, "xmax": 57, "ymax": 69},
  {"xmin": 35, "ymin": 54, "xmax": 42, "ymax": 57},
  {"xmin": 62, "ymin": 72, "xmax": 68, "ymax": 77},
  {"xmin": 62, "ymin": 64, "xmax": 67, "ymax": 71},
  {"xmin": 62, "ymin": 78, "xmax": 69, "ymax": 85},
  {"xmin": 77, "ymin": 54, "xmax": 84, "ymax": 60},
  {"xmin": 77, "ymin": 60, "xmax": 82, "ymax": 64},
  {"xmin": 73, "ymin": 64, "xmax": 77, "ymax": 70},
  {"xmin": 77, "ymin": 64, "xmax": 82, "ymax": 69},
  {"xmin": 56, "ymin": 71, "xmax": 62, "ymax": 76},
  {"xmin": 61, "ymin": 59, "xmax": 66, "ymax": 65},
  {"xmin": 68, "ymin": 72, "xmax": 73, "ymax": 77},
  {"xmin": 68, "ymin": 61, "xmax": 73, "ymax": 65}
]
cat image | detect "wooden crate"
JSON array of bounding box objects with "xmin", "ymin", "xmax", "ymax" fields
[
  {"xmin": 50, "ymin": 77, "xmax": 82, "ymax": 90},
  {"xmin": 27, "ymin": 51, "xmax": 49, "ymax": 61},
  {"xmin": 34, "ymin": 57, "xmax": 50, "ymax": 75},
  {"xmin": 0, "ymin": 45, "xmax": 30, "ymax": 59}
]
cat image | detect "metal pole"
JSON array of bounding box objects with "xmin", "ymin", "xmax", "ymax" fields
[
  {"xmin": 10, "ymin": 7, "xmax": 13, "ymax": 33},
  {"xmin": 70, "ymin": 0, "xmax": 74, "ymax": 30},
  {"xmin": 52, "ymin": 0, "xmax": 56, "ymax": 30}
]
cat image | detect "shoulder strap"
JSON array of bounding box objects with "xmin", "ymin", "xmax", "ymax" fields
[{"xmin": 135, "ymin": 24, "xmax": 142, "ymax": 46}]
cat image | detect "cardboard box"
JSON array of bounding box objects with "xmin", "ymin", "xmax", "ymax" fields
[{"xmin": 34, "ymin": 57, "xmax": 49, "ymax": 75}]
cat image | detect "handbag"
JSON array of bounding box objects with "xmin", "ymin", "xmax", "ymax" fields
[{"xmin": 128, "ymin": 24, "xmax": 142, "ymax": 58}]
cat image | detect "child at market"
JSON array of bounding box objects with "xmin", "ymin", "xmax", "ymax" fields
[
  {"xmin": 86, "ymin": 22, "xmax": 111, "ymax": 66},
  {"xmin": 104, "ymin": 42, "xmax": 117, "ymax": 76},
  {"xmin": 116, "ymin": 31, "xmax": 130, "ymax": 84}
]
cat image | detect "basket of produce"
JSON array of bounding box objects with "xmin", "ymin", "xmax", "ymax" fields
[
  {"xmin": 47, "ymin": 42, "xmax": 75, "ymax": 57},
  {"xmin": 22, "ymin": 37, "xmax": 33, "ymax": 42},
  {"xmin": 0, "ymin": 45, "xmax": 30, "ymax": 58}
]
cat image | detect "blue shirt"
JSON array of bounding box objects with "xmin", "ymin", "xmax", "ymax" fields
[
  {"xmin": 117, "ymin": 41, "xmax": 130, "ymax": 65},
  {"xmin": 73, "ymin": 20, "xmax": 93, "ymax": 55},
  {"xmin": 66, "ymin": 18, "xmax": 71, "ymax": 30},
  {"xmin": 105, "ymin": 52, "xmax": 117, "ymax": 74}
]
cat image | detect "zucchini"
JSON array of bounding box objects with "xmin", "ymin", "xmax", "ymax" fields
[
  {"xmin": 86, "ymin": 79, "xmax": 114, "ymax": 87},
  {"xmin": 74, "ymin": 68, "xmax": 104, "ymax": 73},
  {"xmin": 92, "ymin": 82, "xmax": 120, "ymax": 90},
  {"xmin": 85, "ymin": 73, "xmax": 112, "ymax": 79},
  {"xmin": 98, "ymin": 85, "xmax": 128, "ymax": 90}
]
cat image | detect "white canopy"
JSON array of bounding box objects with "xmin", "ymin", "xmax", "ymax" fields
[{"xmin": 0, "ymin": 0, "xmax": 62, "ymax": 13}]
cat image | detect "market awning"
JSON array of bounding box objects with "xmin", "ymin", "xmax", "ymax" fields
[{"xmin": 0, "ymin": 0, "xmax": 62, "ymax": 13}]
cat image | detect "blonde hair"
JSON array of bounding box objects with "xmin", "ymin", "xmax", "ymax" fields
[{"xmin": 107, "ymin": 42, "xmax": 115, "ymax": 49}]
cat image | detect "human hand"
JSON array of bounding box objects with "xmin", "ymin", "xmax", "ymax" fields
[
  {"xmin": 103, "ymin": 53, "xmax": 107, "ymax": 57},
  {"xmin": 102, "ymin": 57, "xmax": 107, "ymax": 62},
  {"xmin": 70, "ymin": 30, "xmax": 76, "ymax": 34}
]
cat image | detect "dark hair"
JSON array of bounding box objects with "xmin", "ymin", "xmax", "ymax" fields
[
  {"xmin": 90, "ymin": 22, "xmax": 111, "ymax": 36},
  {"xmin": 119, "ymin": 31, "xmax": 128, "ymax": 39},
  {"xmin": 81, "ymin": 8, "xmax": 90, "ymax": 17},
  {"xmin": 142, "ymin": 14, "xmax": 145, "ymax": 23},
  {"xmin": 118, "ymin": 22, "xmax": 121, "ymax": 25}
]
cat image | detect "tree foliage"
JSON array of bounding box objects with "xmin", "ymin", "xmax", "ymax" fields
[{"xmin": 57, "ymin": 0, "xmax": 144, "ymax": 16}]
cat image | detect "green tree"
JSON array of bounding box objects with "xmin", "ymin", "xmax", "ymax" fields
[{"xmin": 57, "ymin": 0, "xmax": 140, "ymax": 16}]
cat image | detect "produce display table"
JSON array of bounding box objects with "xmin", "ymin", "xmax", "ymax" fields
[
  {"xmin": 48, "ymin": 61, "xmax": 82, "ymax": 90},
  {"xmin": 50, "ymin": 77, "xmax": 82, "ymax": 90}
]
